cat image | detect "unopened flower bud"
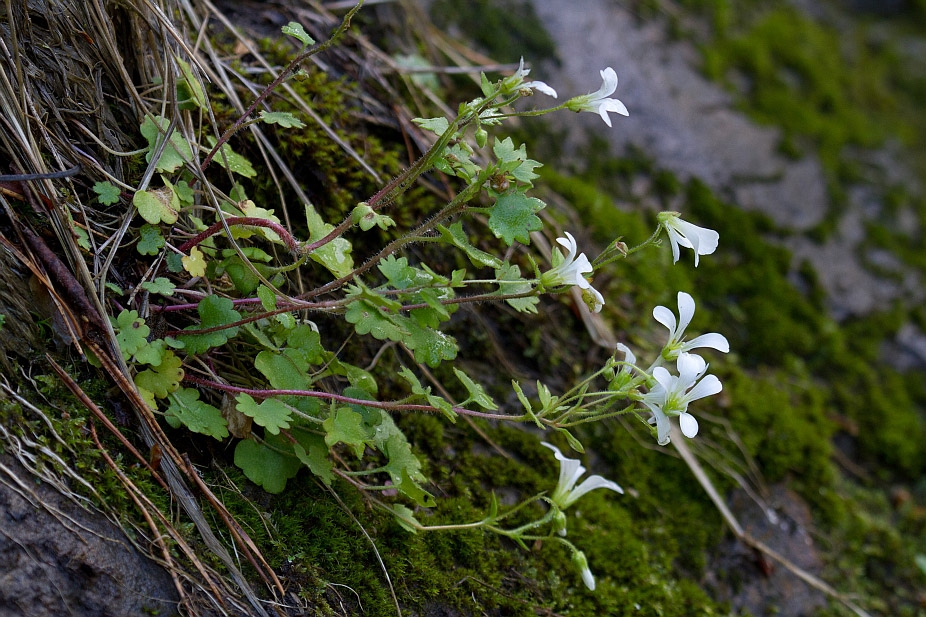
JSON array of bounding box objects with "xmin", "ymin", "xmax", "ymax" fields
[
  {"xmin": 552, "ymin": 510, "xmax": 568, "ymax": 536},
  {"xmin": 571, "ymin": 550, "xmax": 596, "ymax": 591},
  {"xmin": 475, "ymin": 128, "xmax": 488, "ymax": 148}
]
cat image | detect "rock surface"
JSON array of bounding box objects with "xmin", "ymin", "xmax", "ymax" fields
[
  {"xmin": 0, "ymin": 456, "xmax": 179, "ymax": 617},
  {"xmin": 527, "ymin": 0, "xmax": 922, "ymax": 319}
]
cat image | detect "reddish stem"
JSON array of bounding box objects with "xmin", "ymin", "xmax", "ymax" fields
[
  {"xmin": 176, "ymin": 217, "xmax": 300, "ymax": 253},
  {"xmin": 185, "ymin": 375, "xmax": 519, "ymax": 421}
]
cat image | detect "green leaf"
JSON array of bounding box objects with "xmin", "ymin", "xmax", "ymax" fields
[
  {"xmin": 305, "ymin": 204, "xmax": 354, "ymax": 277},
  {"xmin": 293, "ymin": 434, "xmax": 333, "ymax": 485},
  {"xmin": 133, "ymin": 338, "xmax": 168, "ymax": 367},
  {"xmin": 412, "ymin": 116, "xmax": 450, "ymax": 135},
  {"xmin": 512, "ymin": 380, "xmax": 542, "ymax": 428},
  {"xmin": 178, "ymin": 295, "xmax": 242, "ymax": 355},
  {"xmin": 234, "ymin": 438, "xmax": 300, "ymax": 494},
  {"xmin": 174, "ymin": 180, "xmax": 194, "ymax": 206},
  {"xmin": 453, "ymin": 367, "xmax": 497, "ymax": 410},
  {"xmin": 235, "ymin": 393, "xmax": 292, "ymax": 435},
  {"xmin": 92, "ymin": 181, "xmax": 121, "ymax": 205},
  {"xmin": 133, "ymin": 188, "xmax": 179, "ymax": 225},
  {"xmin": 494, "ymin": 263, "xmax": 539, "ymax": 313},
  {"xmin": 323, "ymin": 407, "xmax": 371, "ymax": 458},
  {"xmin": 557, "ymin": 427, "xmax": 585, "ymax": 453},
  {"xmin": 166, "ymin": 388, "xmax": 228, "ymax": 439},
  {"xmin": 351, "ymin": 203, "xmax": 395, "ymax": 231},
  {"xmin": 258, "ymin": 110, "xmax": 305, "ymax": 128},
  {"xmin": 134, "ymin": 351, "xmax": 183, "ymax": 398},
  {"xmin": 487, "ymin": 191, "xmax": 545, "ymax": 246},
  {"xmin": 113, "ymin": 310, "xmax": 150, "ymax": 361},
  {"xmin": 345, "ymin": 299, "xmax": 408, "ymax": 342},
  {"xmin": 410, "ymin": 287, "xmax": 452, "ymax": 329},
  {"xmin": 140, "ymin": 115, "xmax": 193, "ymax": 173},
  {"xmin": 406, "ymin": 320, "xmax": 457, "ymax": 368},
  {"xmin": 437, "ymin": 222, "xmax": 503, "ymax": 268},
  {"xmin": 137, "ymin": 224, "xmax": 165, "ymax": 255},
  {"xmin": 398, "ymin": 367, "xmax": 455, "ymax": 421},
  {"xmin": 204, "ymin": 136, "xmax": 256, "ymax": 178},
  {"xmin": 140, "ymin": 277, "xmax": 175, "ymax": 296},
  {"xmin": 390, "ymin": 504, "xmax": 420, "ymax": 534},
  {"xmin": 218, "ymin": 255, "xmax": 259, "ymax": 295},
  {"xmin": 493, "ymin": 137, "xmax": 542, "ymax": 185},
  {"xmin": 480, "ymin": 71, "xmax": 494, "ymax": 97},
  {"xmin": 282, "ymin": 21, "xmax": 315, "ymax": 47},
  {"xmin": 396, "ymin": 468, "xmax": 435, "ymax": 507},
  {"xmin": 175, "ymin": 55, "xmax": 206, "ymax": 110},
  {"xmin": 166, "ymin": 252, "xmax": 183, "ymax": 273}
]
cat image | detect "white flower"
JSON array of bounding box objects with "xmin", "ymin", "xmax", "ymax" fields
[
  {"xmin": 572, "ymin": 550, "xmax": 596, "ymax": 591},
  {"xmin": 657, "ymin": 211, "xmax": 719, "ymax": 267},
  {"xmin": 642, "ymin": 353, "xmax": 722, "ymax": 445},
  {"xmin": 542, "ymin": 442, "xmax": 623, "ymax": 531},
  {"xmin": 541, "ymin": 232, "xmax": 605, "ymax": 313},
  {"xmin": 506, "ymin": 57, "xmax": 558, "ymax": 98},
  {"xmin": 566, "ymin": 67, "xmax": 629, "ymax": 127},
  {"xmin": 653, "ymin": 291, "xmax": 729, "ymax": 361}
]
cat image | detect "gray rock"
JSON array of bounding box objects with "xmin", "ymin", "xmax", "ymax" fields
[{"xmin": 0, "ymin": 456, "xmax": 180, "ymax": 617}]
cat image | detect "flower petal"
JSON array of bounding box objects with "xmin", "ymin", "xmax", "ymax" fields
[
  {"xmin": 651, "ymin": 366, "xmax": 674, "ymax": 391},
  {"xmin": 556, "ymin": 232, "xmax": 578, "ymax": 257},
  {"xmin": 615, "ymin": 342, "xmax": 636, "ymax": 366},
  {"xmin": 565, "ymin": 475, "xmax": 624, "ymax": 507},
  {"xmin": 581, "ymin": 566, "xmax": 596, "ymax": 591},
  {"xmin": 676, "ymin": 352, "xmax": 707, "ymax": 386},
  {"xmin": 541, "ymin": 442, "xmax": 585, "ymax": 496},
  {"xmin": 684, "ymin": 374, "xmax": 722, "ymax": 402},
  {"xmin": 595, "ymin": 67, "xmax": 618, "ymax": 97},
  {"xmin": 683, "ymin": 332, "xmax": 730, "ymax": 353},
  {"xmin": 676, "ymin": 292, "xmax": 695, "ymax": 334},
  {"xmin": 597, "ymin": 105, "xmax": 614, "ymax": 127},
  {"xmin": 645, "ymin": 404, "xmax": 672, "ymax": 446},
  {"xmin": 679, "ymin": 412, "xmax": 699, "ymax": 438},
  {"xmin": 599, "ymin": 98, "xmax": 629, "ymax": 117},
  {"xmin": 525, "ymin": 80, "xmax": 558, "ymax": 98},
  {"xmin": 653, "ymin": 305, "xmax": 677, "ymax": 336}
]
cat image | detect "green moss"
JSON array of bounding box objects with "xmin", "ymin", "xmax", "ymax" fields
[{"xmin": 428, "ymin": 0, "xmax": 558, "ymax": 65}]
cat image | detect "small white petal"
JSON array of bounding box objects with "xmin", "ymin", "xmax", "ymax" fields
[
  {"xmin": 584, "ymin": 286, "xmax": 605, "ymax": 313},
  {"xmin": 651, "ymin": 367, "xmax": 674, "ymax": 391},
  {"xmin": 662, "ymin": 226, "xmax": 684, "ymax": 263},
  {"xmin": 645, "ymin": 404, "xmax": 672, "ymax": 446},
  {"xmin": 683, "ymin": 332, "xmax": 730, "ymax": 353},
  {"xmin": 525, "ymin": 81, "xmax": 558, "ymax": 98},
  {"xmin": 556, "ymin": 232, "xmax": 578, "ymax": 255},
  {"xmin": 679, "ymin": 412, "xmax": 699, "ymax": 438},
  {"xmin": 599, "ymin": 98, "xmax": 629, "ymax": 117},
  {"xmin": 676, "ymin": 353, "xmax": 707, "ymax": 384},
  {"xmin": 685, "ymin": 374, "xmax": 722, "ymax": 402},
  {"xmin": 653, "ymin": 305, "xmax": 677, "ymax": 335},
  {"xmin": 581, "ymin": 567, "xmax": 596, "ymax": 591},
  {"xmin": 566, "ymin": 475, "xmax": 624, "ymax": 507},
  {"xmin": 676, "ymin": 292, "xmax": 696, "ymax": 333},
  {"xmin": 615, "ymin": 343, "xmax": 636, "ymax": 366},
  {"xmin": 596, "ymin": 67, "xmax": 618, "ymax": 97},
  {"xmin": 597, "ymin": 106, "xmax": 614, "ymax": 127}
]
